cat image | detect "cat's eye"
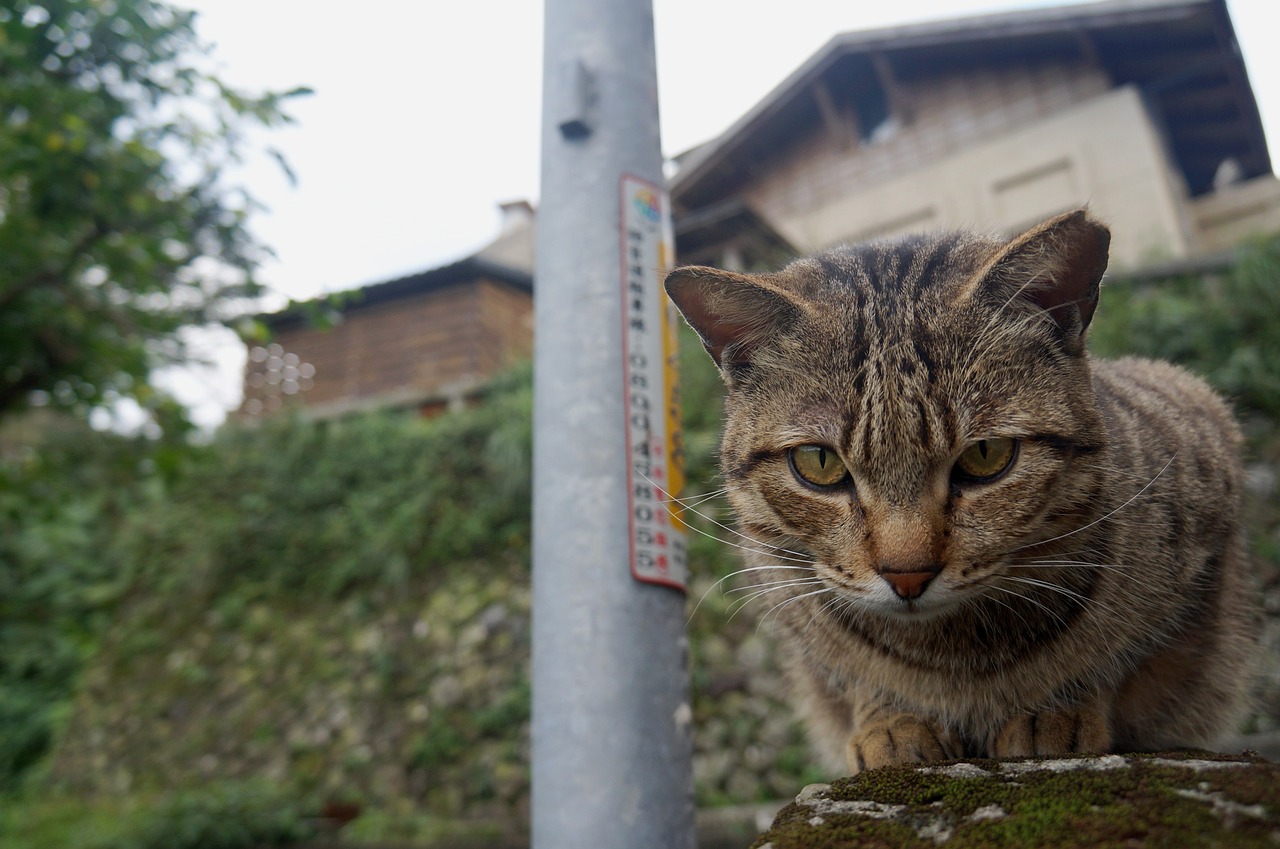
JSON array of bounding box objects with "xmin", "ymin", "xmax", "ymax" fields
[
  {"xmin": 953, "ymin": 438, "xmax": 1018, "ymax": 482},
  {"xmin": 789, "ymin": 445, "xmax": 850, "ymax": 487}
]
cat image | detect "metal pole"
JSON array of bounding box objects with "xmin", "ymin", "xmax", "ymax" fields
[{"xmin": 532, "ymin": 0, "xmax": 695, "ymax": 846}]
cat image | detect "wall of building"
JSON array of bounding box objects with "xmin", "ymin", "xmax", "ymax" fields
[
  {"xmin": 475, "ymin": 279, "xmax": 534, "ymax": 377},
  {"xmin": 756, "ymin": 86, "xmax": 1193, "ymax": 267},
  {"xmin": 742, "ymin": 58, "xmax": 1112, "ymax": 234},
  {"xmin": 241, "ymin": 277, "xmax": 532, "ymax": 419},
  {"xmin": 1191, "ymin": 174, "xmax": 1280, "ymax": 253}
]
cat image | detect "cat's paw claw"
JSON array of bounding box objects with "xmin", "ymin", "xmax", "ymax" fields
[
  {"xmin": 846, "ymin": 714, "xmax": 962, "ymax": 773},
  {"xmin": 990, "ymin": 707, "xmax": 1110, "ymax": 758}
]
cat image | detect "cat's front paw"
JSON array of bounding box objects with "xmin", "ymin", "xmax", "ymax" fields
[
  {"xmin": 846, "ymin": 713, "xmax": 963, "ymax": 773},
  {"xmin": 990, "ymin": 706, "xmax": 1110, "ymax": 758}
]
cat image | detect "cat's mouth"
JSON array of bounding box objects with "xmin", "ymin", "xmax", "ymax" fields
[
  {"xmin": 817, "ymin": 564, "xmax": 961, "ymax": 619},
  {"xmin": 878, "ymin": 590, "xmax": 957, "ymax": 619}
]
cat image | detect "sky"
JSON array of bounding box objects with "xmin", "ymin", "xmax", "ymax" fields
[{"xmin": 164, "ymin": 0, "xmax": 1280, "ymax": 428}]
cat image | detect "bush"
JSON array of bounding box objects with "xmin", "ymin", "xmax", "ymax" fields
[
  {"xmin": 107, "ymin": 782, "xmax": 316, "ymax": 849},
  {"xmin": 1091, "ymin": 234, "xmax": 1280, "ymax": 417},
  {"xmin": 119, "ymin": 362, "xmax": 533, "ymax": 600},
  {"xmin": 0, "ymin": 416, "xmax": 173, "ymax": 790}
]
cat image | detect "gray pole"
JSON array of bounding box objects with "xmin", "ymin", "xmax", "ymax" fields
[{"xmin": 532, "ymin": 0, "xmax": 695, "ymax": 846}]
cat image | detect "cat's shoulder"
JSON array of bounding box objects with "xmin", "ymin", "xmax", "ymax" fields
[{"xmin": 1090, "ymin": 355, "xmax": 1241, "ymax": 441}]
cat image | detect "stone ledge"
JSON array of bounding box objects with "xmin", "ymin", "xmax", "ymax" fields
[{"xmin": 753, "ymin": 751, "xmax": 1278, "ymax": 848}]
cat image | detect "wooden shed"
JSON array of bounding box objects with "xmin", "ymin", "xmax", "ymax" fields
[{"xmin": 239, "ymin": 256, "xmax": 532, "ymax": 419}]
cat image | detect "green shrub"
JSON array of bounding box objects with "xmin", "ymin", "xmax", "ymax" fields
[
  {"xmin": 1091, "ymin": 234, "xmax": 1280, "ymax": 416},
  {"xmin": 105, "ymin": 782, "xmax": 315, "ymax": 849},
  {"xmin": 118, "ymin": 362, "xmax": 534, "ymax": 601},
  {"xmin": 0, "ymin": 416, "xmax": 172, "ymax": 790}
]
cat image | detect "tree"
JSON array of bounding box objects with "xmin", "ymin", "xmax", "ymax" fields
[{"xmin": 0, "ymin": 0, "xmax": 307, "ymax": 421}]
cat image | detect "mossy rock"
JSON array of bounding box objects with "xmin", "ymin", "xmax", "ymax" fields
[{"xmin": 753, "ymin": 751, "xmax": 1278, "ymax": 848}]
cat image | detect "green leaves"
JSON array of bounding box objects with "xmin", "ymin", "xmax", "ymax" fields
[
  {"xmin": 1090, "ymin": 234, "xmax": 1280, "ymax": 417},
  {"xmin": 0, "ymin": 0, "xmax": 307, "ymax": 422},
  {"xmin": 106, "ymin": 781, "xmax": 317, "ymax": 849}
]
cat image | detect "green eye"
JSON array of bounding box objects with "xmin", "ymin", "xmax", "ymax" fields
[
  {"xmin": 954, "ymin": 438, "xmax": 1018, "ymax": 482},
  {"xmin": 790, "ymin": 445, "xmax": 849, "ymax": 487}
]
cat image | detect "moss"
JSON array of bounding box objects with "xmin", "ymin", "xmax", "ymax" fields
[{"xmin": 755, "ymin": 752, "xmax": 1280, "ymax": 849}]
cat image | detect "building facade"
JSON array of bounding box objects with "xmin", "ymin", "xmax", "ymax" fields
[
  {"xmin": 672, "ymin": 0, "xmax": 1278, "ymax": 269},
  {"xmin": 240, "ymin": 257, "xmax": 532, "ymax": 418}
]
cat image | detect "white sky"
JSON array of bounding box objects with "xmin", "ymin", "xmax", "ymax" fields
[{"xmin": 164, "ymin": 0, "xmax": 1280, "ymax": 428}]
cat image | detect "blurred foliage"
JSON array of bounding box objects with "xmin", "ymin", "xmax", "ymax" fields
[
  {"xmin": 341, "ymin": 807, "xmax": 509, "ymax": 847},
  {"xmin": 119, "ymin": 364, "xmax": 533, "ymax": 602},
  {"xmin": 106, "ymin": 782, "xmax": 316, "ymax": 849},
  {"xmin": 0, "ymin": 0, "xmax": 308, "ymax": 421},
  {"xmin": 0, "ymin": 782, "xmax": 314, "ymax": 849},
  {"xmin": 0, "ymin": 413, "xmax": 189, "ymax": 791},
  {"xmin": 0, "ymin": 795, "xmax": 141, "ymax": 849},
  {"xmin": 1091, "ymin": 234, "xmax": 1280, "ymax": 417}
]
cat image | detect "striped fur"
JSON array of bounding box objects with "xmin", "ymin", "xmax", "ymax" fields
[{"xmin": 666, "ymin": 210, "xmax": 1259, "ymax": 773}]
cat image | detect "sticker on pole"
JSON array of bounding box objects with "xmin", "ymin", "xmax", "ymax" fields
[{"xmin": 620, "ymin": 175, "xmax": 687, "ymax": 591}]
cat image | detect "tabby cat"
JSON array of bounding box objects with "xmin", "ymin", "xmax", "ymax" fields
[{"xmin": 665, "ymin": 210, "xmax": 1258, "ymax": 773}]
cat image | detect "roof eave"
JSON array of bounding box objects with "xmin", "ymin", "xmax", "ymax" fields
[
  {"xmin": 258, "ymin": 256, "xmax": 533, "ymax": 332},
  {"xmin": 669, "ymin": 0, "xmax": 1247, "ymax": 202}
]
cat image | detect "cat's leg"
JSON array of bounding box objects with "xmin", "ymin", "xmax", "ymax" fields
[
  {"xmin": 988, "ymin": 694, "xmax": 1111, "ymax": 758},
  {"xmin": 846, "ymin": 693, "xmax": 964, "ymax": 773},
  {"xmin": 1111, "ymin": 543, "xmax": 1258, "ymax": 751},
  {"xmin": 785, "ymin": 660, "xmax": 961, "ymax": 773}
]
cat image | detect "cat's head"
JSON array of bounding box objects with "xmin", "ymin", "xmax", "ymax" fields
[{"xmin": 665, "ymin": 210, "xmax": 1111, "ymax": 618}]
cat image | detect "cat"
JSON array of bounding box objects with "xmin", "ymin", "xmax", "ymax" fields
[{"xmin": 665, "ymin": 209, "xmax": 1259, "ymax": 774}]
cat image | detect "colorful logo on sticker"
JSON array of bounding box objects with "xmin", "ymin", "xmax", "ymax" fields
[{"xmin": 632, "ymin": 187, "xmax": 661, "ymax": 223}]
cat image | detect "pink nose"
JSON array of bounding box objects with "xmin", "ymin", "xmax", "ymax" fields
[{"xmin": 880, "ymin": 569, "xmax": 939, "ymax": 599}]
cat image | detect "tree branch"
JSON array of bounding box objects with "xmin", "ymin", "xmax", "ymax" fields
[{"xmin": 0, "ymin": 221, "xmax": 107, "ymax": 314}]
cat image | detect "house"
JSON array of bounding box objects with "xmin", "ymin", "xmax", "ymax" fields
[
  {"xmin": 671, "ymin": 0, "xmax": 1278, "ymax": 269},
  {"xmin": 243, "ymin": 0, "xmax": 1276, "ymax": 418},
  {"xmin": 239, "ymin": 202, "xmax": 534, "ymax": 419}
]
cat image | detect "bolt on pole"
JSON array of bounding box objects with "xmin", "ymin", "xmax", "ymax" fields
[{"xmin": 531, "ymin": 0, "xmax": 695, "ymax": 846}]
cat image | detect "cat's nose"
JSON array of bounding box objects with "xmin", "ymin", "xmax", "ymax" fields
[{"xmin": 879, "ymin": 568, "xmax": 940, "ymax": 599}]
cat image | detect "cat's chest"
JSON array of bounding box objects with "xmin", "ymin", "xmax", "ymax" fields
[{"xmin": 789, "ymin": 592, "xmax": 1120, "ymax": 717}]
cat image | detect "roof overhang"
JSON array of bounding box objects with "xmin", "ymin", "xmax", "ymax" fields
[
  {"xmin": 670, "ymin": 0, "xmax": 1269, "ymax": 207},
  {"xmin": 673, "ymin": 198, "xmax": 797, "ymax": 266},
  {"xmin": 261, "ymin": 256, "xmax": 532, "ymax": 332}
]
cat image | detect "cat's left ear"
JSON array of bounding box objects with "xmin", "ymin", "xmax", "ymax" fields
[
  {"xmin": 664, "ymin": 266, "xmax": 802, "ymax": 373},
  {"xmin": 971, "ymin": 209, "xmax": 1111, "ymax": 346}
]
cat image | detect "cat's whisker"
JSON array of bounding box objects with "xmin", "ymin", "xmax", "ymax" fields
[
  {"xmin": 664, "ymin": 487, "xmax": 731, "ymax": 512},
  {"xmin": 686, "ymin": 563, "xmax": 816, "ymax": 625},
  {"xmin": 991, "ymin": 575, "xmax": 1126, "ymax": 637},
  {"xmin": 673, "ymin": 506, "xmax": 819, "ymax": 565},
  {"xmin": 730, "ymin": 581, "xmax": 828, "ymax": 624},
  {"xmin": 805, "ymin": 592, "xmax": 858, "ymax": 634},
  {"xmin": 1000, "ymin": 574, "xmax": 1122, "ymax": 620},
  {"xmin": 1008, "ymin": 453, "xmax": 1178, "ymax": 553},
  {"xmin": 725, "ymin": 576, "xmax": 826, "ymax": 599},
  {"xmin": 986, "ymin": 583, "xmax": 1071, "ymax": 627},
  {"xmin": 728, "ymin": 581, "xmax": 826, "ymax": 619},
  {"xmin": 635, "ymin": 474, "xmax": 709, "ymax": 515},
  {"xmin": 1006, "ymin": 560, "xmax": 1134, "ymax": 570},
  {"xmin": 637, "ymin": 469, "xmax": 818, "ymax": 563},
  {"xmin": 953, "ymin": 576, "xmax": 1034, "ymax": 630},
  {"xmin": 962, "ymin": 591, "xmax": 1029, "ymax": 636},
  {"xmin": 753, "ymin": 585, "xmax": 835, "ymax": 630}
]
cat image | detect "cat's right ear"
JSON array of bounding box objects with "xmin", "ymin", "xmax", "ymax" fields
[{"xmin": 664, "ymin": 266, "xmax": 801, "ymax": 373}]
